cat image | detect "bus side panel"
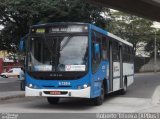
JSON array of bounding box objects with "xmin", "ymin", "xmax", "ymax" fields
[
  {"xmin": 112, "ymin": 61, "xmax": 121, "ymax": 91},
  {"xmin": 90, "ymin": 61, "xmax": 108, "ymax": 98},
  {"xmin": 123, "ymin": 63, "xmax": 134, "ymax": 86},
  {"xmin": 89, "ymin": 24, "xmax": 94, "ymax": 98},
  {"xmin": 89, "ymin": 24, "xmax": 110, "ymax": 98}
]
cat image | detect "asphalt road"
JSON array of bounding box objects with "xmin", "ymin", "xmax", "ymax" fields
[
  {"xmin": 0, "ymin": 73, "xmax": 160, "ymax": 97},
  {"xmin": 0, "ymin": 77, "xmax": 21, "ymax": 91},
  {"xmin": 123, "ymin": 73, "xmax": 160, "ymax": 98},
  {"xmin": 0, "ymin": 73, "xmax": 160, "ymax": 119}
]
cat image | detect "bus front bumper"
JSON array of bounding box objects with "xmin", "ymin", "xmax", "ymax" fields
[{"xmin": 25, "ymin": 86, "xmax": 91, "ymax": 98}]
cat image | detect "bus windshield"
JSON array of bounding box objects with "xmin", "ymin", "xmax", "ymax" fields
[{"xmin": 28, "ymin": 35, "xmax": 88, "ymax": 72}]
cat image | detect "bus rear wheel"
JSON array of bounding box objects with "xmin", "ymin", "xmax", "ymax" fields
[
  {"xmin": 92, "ymin": 84, "xmax": 105, "ymax": 106},
  {"xmin": 120, "ymin": 77, "xmax": 127, "ymax": 95},
  {"xmin": 47, "ymin": 97, "xmax": 60, "ymax": 104}
]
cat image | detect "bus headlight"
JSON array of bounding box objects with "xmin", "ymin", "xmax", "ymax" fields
[
  {"xmin": 33, "ymin": 85, "xmax": 37, "ymax": 89},
  {"xmin": 77, "ymin": 84, "xmax": 88, "ymax": 89},
  {"xmin": 83, "ymin": 84, "xmax": 88, "ymax": 88},
  {"xmin": 77, "ymin": 86, "xmax": 82, "ymax": 89},
  {"xmin": 28, "ymin": 84, "xmax": 37, "ymax": 89},
  {"xmin": 29, "ymin": 84, "xmax": 33, "ymax": 88}
]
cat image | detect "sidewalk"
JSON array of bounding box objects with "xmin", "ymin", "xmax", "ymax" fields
[
  {"xmin": 139, "ymin": 105, "xmax": 160, "ymax": 112},
  {"xmin": 0, "ymin": 91, "xmax": 25, "ymax": 100},
  {"xmin": 135, "ymin": 72, "xmax": 160, "ymax": 76}
]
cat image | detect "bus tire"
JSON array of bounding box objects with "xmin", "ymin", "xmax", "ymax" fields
[
  {"xmin": 47, "ymin": 97, "xmax": 60, "ymax": 104},
  {"xmin": 92, "ymin": 83, "xmax": 105, "ymax": 106},
  {"xmin": 120, "ymin": 77, "xmax": 127, "ymax": 95}
]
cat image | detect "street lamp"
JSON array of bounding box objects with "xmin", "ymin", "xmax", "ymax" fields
[
  {"xmin": 154, "ymin": 30, "xmax": 157, "ymax": 73},
  {"xmin": 151, "ymin": 23, "xmax": 158, "ymax": 73}
]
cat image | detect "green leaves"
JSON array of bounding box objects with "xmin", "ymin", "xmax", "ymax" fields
[
  {"xmin": 107, "ymin": 11, "xmax": 155, "ymax": 56},
  {"xmin": 0, "ymin": 0, "xmax": 106, "ymax": 52}
]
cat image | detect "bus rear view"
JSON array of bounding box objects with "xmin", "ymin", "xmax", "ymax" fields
[{"xmin": 25, "ymin": 22, "xmax": 134, "ymax": 106}]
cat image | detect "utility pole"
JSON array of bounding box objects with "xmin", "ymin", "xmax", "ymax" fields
[{"xmin": 154, "ymin": 30, "xmax": 157, "ymax": 73}]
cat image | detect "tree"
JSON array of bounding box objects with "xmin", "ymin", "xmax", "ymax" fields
[
  {"xmin": 0, "ymin": 0, "xmax": 107, "ymax": 52},
  {"xmin": 107, "ymin": 11, "xmax": 154, "ymax": 56},
  {"xmin": 145, "ymin": 29, "xmax": 160, "ymax": 57}
]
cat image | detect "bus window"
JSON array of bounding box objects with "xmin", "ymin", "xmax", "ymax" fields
[
  {"xmin": 102, "ymin": 36, "xmax": 108, "ymax": 60},
  {"xmin": 112, "ymin": 41, "xmax": 120, "ymax": 62}
]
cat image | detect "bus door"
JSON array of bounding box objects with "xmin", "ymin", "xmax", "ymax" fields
[
  {"xmin": 112, "ymin": 41, "xmax": 121, "ymax": 92},
  {"xmin": 119, "ymin": 44, "xmax": 123, "ymax": 89},
  {"xmin": 109, "ymin": 41, "xmax": 113, "ymax": 92}
]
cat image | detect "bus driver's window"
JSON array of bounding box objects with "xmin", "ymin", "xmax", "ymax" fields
[
  {"xmin": 92, "ymin": 31, "xmax": 101, "ymax": 73},
  {"xmin": 102, "ymin": 36, "xmax": 108, "ymax": 60}
]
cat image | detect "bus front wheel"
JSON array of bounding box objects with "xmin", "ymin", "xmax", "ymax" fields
[
  {"xmin": 47, "ymin": 97, "xmax": 60, "ymax": 104},
  {"xmin": 91, "ymin": 84, "xmax": 105, "ymax": 106}
]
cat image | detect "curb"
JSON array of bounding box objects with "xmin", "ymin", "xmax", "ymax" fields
[
  {"xmin": 152, "ymin": 86, "xmax": 160, "ymax": 105},
  {"xmin": 135, "ymin": 72, "xmax": 160, "ymax": 77}
]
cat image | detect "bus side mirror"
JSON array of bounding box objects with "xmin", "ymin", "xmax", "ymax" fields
[
  {"xmin": 94, "ymin": 43, "xmax": 100, "ymax": 55},
  {"xmin": 94, "ymin": 43, "xmax": 101, "ymax": 60}
]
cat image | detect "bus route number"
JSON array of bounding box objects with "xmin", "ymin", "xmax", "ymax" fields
[{"xmin": 59, "ymin": 82, "xmax": 71, "ymax": 86}]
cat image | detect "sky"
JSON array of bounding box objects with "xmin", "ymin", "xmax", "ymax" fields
[
  {"xmin": 152, "ymin": 21, "xmax": 160, "ymax": 28},
  {"xmin": 0, "ymin": 25, "xmax": 4, "ymax": 30}
]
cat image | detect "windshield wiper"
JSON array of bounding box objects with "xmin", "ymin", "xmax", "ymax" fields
[{"xmin": 60, "ymin": 35, "xmax": 73, "ymax": 51}]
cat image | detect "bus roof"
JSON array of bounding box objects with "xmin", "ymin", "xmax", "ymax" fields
[
  {"xmin": 90, "ymin": 24, "xmax": 133, "ymax": 47},
  {"xmin": 31, "ymin": 22, "xmax": 89, "ymax": 28},
  {"xmin": 31, "ymin": 22, "xmax": 133, "ymax": 47}
]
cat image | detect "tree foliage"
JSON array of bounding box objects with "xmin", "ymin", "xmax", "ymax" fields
[
  {"xmin": 145, "ymin": 29, "xmax": 160, "ymax": 56},
  {"xmin": 107, "ymin": 11, "xmax": 154, "ymax": 56},
  {"xmin": 0, "ymin": 0, "xmax": 107, "ymax": 52},
  {"xmin": 0, "ymin": 1, "xmax": 159, "ymax": 57}
]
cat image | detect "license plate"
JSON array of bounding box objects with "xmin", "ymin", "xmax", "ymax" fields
[{"xmin": 50, "ymin": 91, "xmax": 61, "ymax": 95}]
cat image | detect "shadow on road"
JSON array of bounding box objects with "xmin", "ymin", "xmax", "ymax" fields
[
  {"xmin": 23, "ymin": 92, "xmax": 122, "ymax": 111},
  {"xmin": 1, "ymin": 73, "xmax": 160, "ymax": 111},
  {"xmin": 121, "ymin": 73, "xmax": 160, "ymax": 99}
]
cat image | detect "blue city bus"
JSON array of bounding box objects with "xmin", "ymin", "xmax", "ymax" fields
[{"xmin": 23, "ymin": 22, "xmax": 134, "ymax": 105}]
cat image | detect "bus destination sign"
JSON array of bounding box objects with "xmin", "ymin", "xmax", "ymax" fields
[
  {"xmin": 32, "ymin": 25, "xmax": 88, "ymax": 34},
  {"xmin": 36, "ymin": 28, "xmax": 45, "ymax": 33},
  {"xmin": 49, "ymin": 25, "xmax": 88, "ymax": 33}
]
